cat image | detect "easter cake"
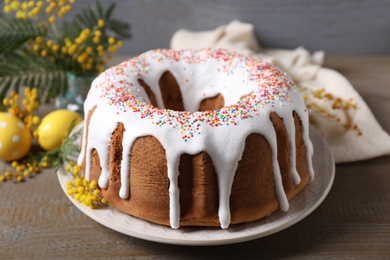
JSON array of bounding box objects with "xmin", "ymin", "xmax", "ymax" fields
[{"xmin": 78, "ymin": 48, "xmax": 315, "ymax": 229}]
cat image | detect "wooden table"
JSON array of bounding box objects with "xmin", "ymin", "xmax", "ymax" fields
[{"xmin": 1, "ymin": 56, "xmax": 390, "ymax": 259}]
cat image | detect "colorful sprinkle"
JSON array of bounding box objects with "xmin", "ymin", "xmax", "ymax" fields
[{"xmin": 96, "ymin": 49, "xmax": 294, "ymax": 141}]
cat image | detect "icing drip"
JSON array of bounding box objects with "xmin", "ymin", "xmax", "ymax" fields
[
  {"xmin": 78, "ymin": 48, "xmax": 315, "ymax": 229},
  {"xmin": 215, "ymin": 160, "xmax": 238, "ymax": 229},
  {"xmin": 166, "ymin": 155, "xmax": 180, "ymax": 229}
]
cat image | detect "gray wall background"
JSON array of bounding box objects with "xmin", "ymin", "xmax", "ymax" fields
[{"xmin": 71, "ymin": 0, "xmax": 390, "ymax": 55}]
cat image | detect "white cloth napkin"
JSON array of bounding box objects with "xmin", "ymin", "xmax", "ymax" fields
[{"xmin": 170, "ymin": 20, "xmax": 390, "ymax": 163}]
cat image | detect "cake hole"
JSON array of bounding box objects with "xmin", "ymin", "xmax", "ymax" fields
[
  {"xmin": 158, "ymin": 71, "xmax": 226, "ymax": 112},
  {"xmin": 159, "ymin": 70, "xmax": 185, "ymax": 111},
  {"xmin": 139, "ymin": 71, "xmax": 257, "ymax": 112},
  {"xmin": 138, "ymin": 79, "xmax": 158, "ymax": 107},
  {"xmin": 198, "ymin": 93, "xmax": 225, "ymax": 111},
  {"xmin": 241, "ymin": 92, "xmax": 253, "ymax": 100}
]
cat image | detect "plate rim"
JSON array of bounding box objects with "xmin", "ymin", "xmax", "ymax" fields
[{"xmin": 58, "ymin": 127, "xmax": 335, "ymax": 246}]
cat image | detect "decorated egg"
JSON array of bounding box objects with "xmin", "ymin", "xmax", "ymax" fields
[
  {"xmin": 0, "ymin": 112, "xmax": 32, "ymax": 161},
  {"xmin": 37, "ymin": 109, "xmax": 82, "ymax": 151}
]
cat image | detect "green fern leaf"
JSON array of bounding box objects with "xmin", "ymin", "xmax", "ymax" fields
[
  {"xmin": 106, "ymin": 18, "xmax": 131, "ymax": 39},
  {"xmin": 97, "ymin": 0, "xmax": 104, "ymax": 18},
  {"xmin": 0, "ymin": 53, "xmax": 67, "ymax": 103},
  {"xmin": 104, "ymin": 2, "xmax": 116, "ymax": 20},
  {"xmin": 0, "ymin": 14, "xmax": 47, "ymax": 54},
  {"xmin": 61, "ymin": 1, "xmax": 130, "ymax": 41},
  {"xmin": 0, "ymin": 0, "xmax": 130, "ymax": 105}
]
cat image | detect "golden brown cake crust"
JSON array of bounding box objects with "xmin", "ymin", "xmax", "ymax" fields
[
  {"xmin": 80, "ymin": 49, "xmax": 313, "ymax": 228},
  {"xmin": 84, "ymin": 106, "xmax": 311, "ymax": 227}
]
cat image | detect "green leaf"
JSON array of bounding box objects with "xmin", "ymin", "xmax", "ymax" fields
[
  {"xmin": 97, "ymin": 0, "xmax": 104, "ymax": 18},
  {"xmin": 104, "ymin": 2, "xmax": 116, "ymax": 20},
  {"xmin": 0, "ymin": 0, "xmax": 131, "ymax": 104},
  {"xmin": 86, "ymin": 6, "xmax": 98, "ymax": 25},
  {"xmin": 107, "ymin": 18, "xmax": 131, "ymax": 39},
  {"xmin": 0, "ymin": 53, "xmax": 67, "ymax": 103},
  {"xmin": 60, "ymin": 1, "xmax": 131, "ymax": 41},
  {"xmin": 0, "ymin": 14, "xmax": 47, "ymax": 55}
]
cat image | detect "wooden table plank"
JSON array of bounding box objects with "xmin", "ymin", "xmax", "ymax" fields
[{"xmin": 1, "ymin": 56, "xmax": 390, "ymax": 259}]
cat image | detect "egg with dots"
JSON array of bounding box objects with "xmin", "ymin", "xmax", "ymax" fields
[
  {"xmin": 37, "ymin": 110, "xmax": 82, "ymax": 151},
  {"xmin": 0, "ymin": 112, "xmax": 32, "ymax": 161}
]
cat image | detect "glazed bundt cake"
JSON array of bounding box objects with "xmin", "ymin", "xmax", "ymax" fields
[{"xmin": 78, "ymin": 48, "xmax": 314, "ymax": 229}]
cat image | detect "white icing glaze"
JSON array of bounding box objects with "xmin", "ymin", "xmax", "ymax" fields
[{"xmin": 78, "ymin": 48, "xmax": 314, "ymax": 229}]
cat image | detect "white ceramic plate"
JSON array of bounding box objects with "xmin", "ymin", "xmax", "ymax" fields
[{"xmin": 58, "ymin": 128, "xmax": 335, "ymax": 246}]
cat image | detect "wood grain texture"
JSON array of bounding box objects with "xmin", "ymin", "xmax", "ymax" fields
[
  {"xmin": 1, "ymin": 56, "xmax": 390, "ymax": 259},
  {"xmin": 66, "ymin": 0, "xmax": 390, "ymax": 55}
]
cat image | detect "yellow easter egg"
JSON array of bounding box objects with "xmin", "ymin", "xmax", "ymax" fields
[
  {"xmin": 0, "ymin": 112, "xmax": 32, "ymax": 161},
  {"xmin": 37, "ymin": 109, "xmax": 82, "ymax": 151}
]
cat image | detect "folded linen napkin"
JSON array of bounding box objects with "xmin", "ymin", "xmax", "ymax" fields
[{"xmin": 171, "ymin": 20, "xmax": 390, "ymax": 163}]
